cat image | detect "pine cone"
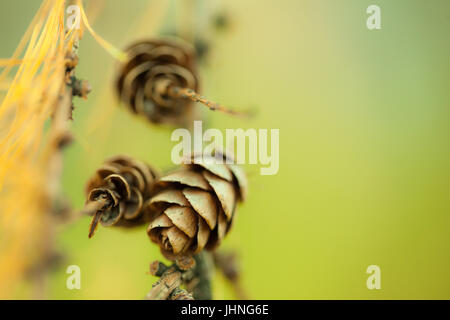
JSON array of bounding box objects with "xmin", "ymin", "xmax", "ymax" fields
[
  {"xmin": 116, "ymin": 38, "xmax": 199, "ymax": 126},
  {"xmin": 84, "ymin": 155, "xmax": 159, "ymax": 238},
  {"xmin": 147, "ymin": 154, "xmax": 247, "ymax": 260}
]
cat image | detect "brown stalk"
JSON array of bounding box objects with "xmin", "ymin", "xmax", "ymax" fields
[{"xmin": 169, "ymin": 86, "xmax": 253, "ymax": 118}]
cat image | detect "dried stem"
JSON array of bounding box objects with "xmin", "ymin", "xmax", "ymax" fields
[
  {"xmin": 170, "ymin": 287, "xmax": 195, "ymax": 300},
  {"xmin": 81, "ymin": 197, "xmax": 109, "ymax": 216},
  {"xmin": 44, "ymin": 35, "xmax": 87, "ymax": 214},
  {"xmin": 170, "ymin": 86, "xmax": 253, "ymax": 118},
  {"xmin": 82, "ymin": 197, "xmax": 110, "ymax": 238},
  {"xmin": 146, "ymin": 266, "xmax": 183, "ymax": 300},
  {"xmin": 33, "ymin": 27, "xmax": 90, "ymax": 298},
  {"xmin": 146, "ymin": 252, "xmax": 214, "ymax": 300}
]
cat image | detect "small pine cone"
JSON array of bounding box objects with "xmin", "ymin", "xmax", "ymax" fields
[
  {"xmin": 147, "ymin": 154, "xmax": 247, "ymax": 260},
  {"xmin": 84, "ymin": 155, "xmax": 159, "ymax": 238},
  {"xmin": 116, "ymin": 38, "xmax": 199, "ymax": 126}
]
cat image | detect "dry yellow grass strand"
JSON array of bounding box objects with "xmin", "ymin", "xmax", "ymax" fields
[
  {"xmin": 0, "ymin": 0, "xmax": 81, "ymax": 298},
  {"xmin": 76, "ymin": 0, "xmax": 128, "ymax": 62}
]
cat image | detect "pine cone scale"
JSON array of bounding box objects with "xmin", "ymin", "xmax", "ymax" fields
[
  {"xmin": 148, "ymin": 214, "xmax": 173, "ymax": 231},
  {"xmin": 217, "ymin": 209, "xmax": 228, "ymax": 241},
  {"xmin": 182, "ymin": 188, "xmax": 218, "ymax": 229},
  {"xmin": 164, "ymin": 206, "xmax": 198, "ymax": 238},
  {"xmin": 163, "ymin": 226, "xmax": 191, "ymax": 254},
  {"xmin": 98, "ymin": 202, "xmax": 124, "ymax": 227},
  {"xmin": 121, "ymin": 61, "xmax": 154, "ymax": 112},
  {"xmin": 202, "ymin": 170, "xmax": 236, "ymax": 220},
  {"xmin": 158, "ymin": 170, "xmax": 212, "ymax": 191},
  {"xmin": 104, "ymin": 174, "xmax": 131, "ymax": 200},
  {"xmin": 123, "ymin": 186, "xmax": 143, "ymax": 219},
  {"xmin": 196, "ymin": 217, "xmax": 210, "ymax": 253},
  {"xmin": 189, "ymin": 158, "xmax": 234, "ymax": 182},
  {"xmin": 149, "ymin": 188, "xmax": 190, "ymax": 207},
  {"xmin": 228, "ymin": 164, "xmax": 248, "ymax": 201},
  {"xmin": 121, "ymin": 167, "xmax": 146, "ymax": 192}
]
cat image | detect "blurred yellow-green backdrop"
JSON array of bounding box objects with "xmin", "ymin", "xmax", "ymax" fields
[{"xmin": 1, "ymin": 0, "xmax": 450, "ymax": 299}]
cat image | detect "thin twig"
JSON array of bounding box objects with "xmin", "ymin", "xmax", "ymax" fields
[{"xmin": 170, "ymin": 86, "xmax": 253, "ymax": 118}]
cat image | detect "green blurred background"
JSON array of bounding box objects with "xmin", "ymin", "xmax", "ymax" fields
[{"xmin": 1, "ymin": 0, "xmax": 450, "ymax": 299}]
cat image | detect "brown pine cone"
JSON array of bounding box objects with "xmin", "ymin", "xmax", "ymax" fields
[
  {"xmin": 146, "ymin": 153, "xmax": 247, "ymax": 260},
  {"xmin": 84, "ymin": 155, "xmax": 159, "ymax": 238},
  {"xmin": 116, "ymin": 38, "xmax": 199, "ymax": 126}
]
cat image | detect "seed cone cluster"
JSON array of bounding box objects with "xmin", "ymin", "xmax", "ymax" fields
[
  {"xmin": 147, "ymin": 154, "xmax": 247, "ymax": 260},
  {"xmin": 84, "ymin": 155, "xmax": 159, "ymax": 238},
  {"xmin": 116, "ymin": 38, "xmax": 199, "ymax": 126}
]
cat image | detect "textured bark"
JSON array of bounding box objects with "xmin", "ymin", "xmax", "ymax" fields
[
  {"xmin": 146, "ymin": 252, "xmax": 214, "ymax": 300},
  {"xmin": 146, "ymin": 267, "xmax": 182, "ymax": 300}
]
